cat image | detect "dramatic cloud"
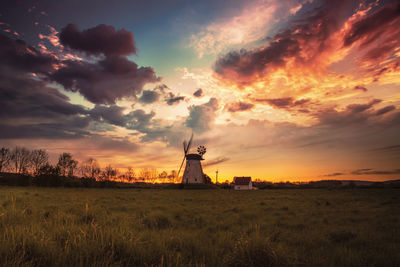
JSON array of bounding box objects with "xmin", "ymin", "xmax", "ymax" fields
[
  {"xmin": 139, "ymin": 90, "xmax": 160, "ymax": 104},
  {"xmin": 165, "ymin": 93, "xmax": 185, "ymax": 105},
  {"xmin": 193, "ymin": 88, "xmax": 203, "ymax": 97},
  {"xmin": 0, "ymin": 33, "xmax": 56, "ymax": 74},
  {"xmin": 0, "ymin": 74, "xmax": 86, "ymax": 120},
  {"xmin": 212, "ymin": 0, "xmax": 400, "ymax": 96},
  {"xmin": 186, "ymin": 98, "xmax": 219, "ymax": 133},
  {"xmin": 226, "ymin": 101, "xmax": 254, "ymax": 112},
  {"xmin": 89, "ymin": 105, "xmax": 127, "ymax": 126},
  {"xmin": 314, "ymin": 99, "xmax": 395, "ymax": 127},
  {"xmin": 255, "ymin": 97, "xmax": 310, "ymax": 109},
  {"xmin": 343, "ymin": 1, "xmax": 400, "ymax": 48},
  {"xmin": 59, "ymin": 24, "xmax": 136, "ymax": 56},
  {"xmin": 51, "ymin": 55, "xmax": 159, "ymax": 104}
]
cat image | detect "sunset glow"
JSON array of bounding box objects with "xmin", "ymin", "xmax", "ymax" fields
[{"xmin": 0, "ymin": 0, "xmax": 399, "ymax": 182}]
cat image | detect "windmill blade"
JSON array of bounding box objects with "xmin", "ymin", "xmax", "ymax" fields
[
  {"xmin": 183, "ymin": 141, "xmax": 188, "ymax": 154},
  {"xmin": 186, "ymin": 132, "xmax": 194, "ymax": 154},
  {"xmin": 177, "ymin": 156, "xmax": 185, "ymax": 179}
]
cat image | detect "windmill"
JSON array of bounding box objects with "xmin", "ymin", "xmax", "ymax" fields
[{"xmin": 178, "ymin": 134, "xmax": 207, "ymax": 184}]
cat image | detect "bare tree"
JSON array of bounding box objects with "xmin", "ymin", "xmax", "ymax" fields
[
  {"xmin": 81, "ymin": 158, "xmax": 101, "ymax": 179},
  {"xmin": 0, "ymin": 147, "xmax": 11, "ymax": 173},
  {"xmin": 11, "ymin": 147, "xmax": 31, "ymax": 174},
  {"xmin": 159, "ymin": 170, "xmax": 168, "ymax": 182},
  {"xmin": 30, "ymin": 149, "xmax": 49, "ymax": 176},
  {"xmin": 125, "ymin": 167, "xmax": 135, "ymax": 183},
  {"xmin": 68, "ymin": 159, "xmax": 78, "ymax": 177},
  {"xmin": 138, "ymin": 168, "xmax": 150, "ymax": 182},
  {"xmin": 57, "ymin": 153, "xmax": 78, "ymax": 177},
  {"xmin": 102, "ymin": 164, "xmax": 117, "ymax": 181},
  {"xmin": 168, "ymin": 170, "xmax": 177, "ymax": 183},
  {"xmin": 148, "ymin": 168, "xmax": 158, "ymax": 183}
]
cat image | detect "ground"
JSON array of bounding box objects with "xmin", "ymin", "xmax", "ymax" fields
[{"xmin": 0, "ymin": 187, "xmax": 399, "ymax": 266}]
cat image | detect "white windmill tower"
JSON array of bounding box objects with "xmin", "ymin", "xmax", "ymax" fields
[{"xmin": 177, "ymin": 134, "xmax": 207, "ymax": 184}]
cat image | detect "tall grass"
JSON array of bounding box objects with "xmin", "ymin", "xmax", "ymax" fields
[{"xmin": 0, "ymin": 187, "xmax": 399, "ymax": 266}]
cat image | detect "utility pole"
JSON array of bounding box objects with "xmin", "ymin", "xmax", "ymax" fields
[{"xmin": 216, "ymin": 169, "xmax": 218, "ymax": 184}]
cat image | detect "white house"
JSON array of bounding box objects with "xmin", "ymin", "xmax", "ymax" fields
[{"xmin": 233, "ymin": 177, "xmax": 252, "ymax": 190}]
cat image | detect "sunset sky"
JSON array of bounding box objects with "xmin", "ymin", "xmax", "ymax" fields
[{"xmin": 0, "ymin": 0, "xmax": 399, "ymax": 182}]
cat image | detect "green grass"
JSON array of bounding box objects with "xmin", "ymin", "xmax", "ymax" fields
[{"xmin": 0, "ymin": 187, "xmax": 399, "ymax": 266}]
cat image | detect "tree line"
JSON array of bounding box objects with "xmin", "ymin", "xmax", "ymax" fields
[{"xmin": 0, "ymin": 146, "xmax": 180, "ymax": 184}]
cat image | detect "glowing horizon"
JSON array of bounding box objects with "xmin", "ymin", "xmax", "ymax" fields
[{"xmin": 0, "ymin": 0, "xmax": 399, "ymax": 182}]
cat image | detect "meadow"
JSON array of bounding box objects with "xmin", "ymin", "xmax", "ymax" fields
[{"xmin": 0, "ymin": 187, "xmax": 399, "ymax": 266}]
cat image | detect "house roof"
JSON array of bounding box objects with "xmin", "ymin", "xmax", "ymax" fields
[{"xmin": 234, "ymin": 176, "xmax": 251, "ymax": 185}]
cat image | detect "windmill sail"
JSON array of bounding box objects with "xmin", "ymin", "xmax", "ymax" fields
[{"xmin": 177, "ymin": 133, "xmax": 193, "ymax": 179}]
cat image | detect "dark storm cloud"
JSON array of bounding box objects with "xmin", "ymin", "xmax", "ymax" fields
[
  {"xmin": 54, "ymin": 24, "xmax": 160, "ymax": 104},
  {"xmin": 0, "ymin": 74, "xmax": 87, "ymax": 120},
  {"xmin": 214, "ymin": 0, "xmax": 350, "ymax": 79},
  {"xmin": 255, "ymin": 97, "xmax": 310, "ymax": 109},
  {"xmin": 375, "ymin": 105, "xmax": 396, "ymax": 116},
  {"xmin": 193, "ymin": 88, "xmax": 203, "ymax": 97},
  {"xmin": 89, "ymin": 105, "xmax": 127, "ymax": 126},
  {"xmin": 2, "ymin": 24, "xmax": 160, "ymax": 105},
  {"xmin": 139, "ymin": 90, "xmax": 160, "ymax": 104},
  {"xmin": 125, "ymin": 110, "xmax": 156, "ymax": 132},
  {"xmin": 165, "ymin": 93, "xmax": 185, "ymax": 105},
  {"xmin": 0, "ymin": 117, "xmax": 92, "ymax": 139},
  {"xmin": 0, "ymin": 32, "xmax": 98, "ymax": 140},
  {"xmin": 226, "ymin": 101, "xmax": 254, "ymax": 112},
  {"xmin": 50, "ymin": 56, "xmax": 159, "ymax": 104},
  {"xmin": 343, "ymin": 1, "xmax": 400, "ymax": 48},
  {"xmin": 0, "ymin": 33, "xmax": 56, "ymax": 74},
  {"xmin": 89, "ymin": 104, "xmax": 158, "ymax": 133},
  {"xmin": 214, "ymin": 38, "xmax": 300, "ymax": 78},
  {"xmin": 0, "ymin": 23, "xmax": 188, "ymax": 146},
  {"xmin": 59, "ymin": 24, "xmax": 136, "ymax": 56},
  {"xmin": 186, "ymin": 98, "xmax": 219, "ymax": 133}
]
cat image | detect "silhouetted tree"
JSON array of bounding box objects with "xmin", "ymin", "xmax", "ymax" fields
[
  {"xmin": 11, "ymin": 147, "xmax": 31, "ymax": 174},
  {"xmin": 169, "ymin": 170, "xmax": 178, "ymax": 183},
  {"xmin": 38, "ymin": 163, "xmax": 60, "ymax": 176},
  {"xmin": 57, "ymin": 153, "xmax": 78, "ymax": 177},
  {"xmin": 102, "ymin": 164, "xmax": 117, "ymax": 181},
  {"xmin": 149, "ymin": 168, "xmax": 158, "ymax": 183},
  {"xmin": 81, "ymin": 158, "xmax": 101, "ymax": 179},
  {"xmin": 30, "ymin": 149, "xmax": 49, "ymax": 176},
  {"xmin": 0, "ymin": 147, "xmax": 11, "ymax": 172},
  {"xmin": 159, "ymin": 171, "xmax": 168, "ymax": 181},
  {"xmin": 125, "ymin": 167, "xmax": 135, "ymax": 183}
]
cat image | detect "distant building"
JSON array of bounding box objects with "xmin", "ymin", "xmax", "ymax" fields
[
  {"xmin": 233, "ymin": 176, "xmax": 252, "ymax": 190},
  {"xmin": 182, "ymin": 154, "xmax": 205, "ymax": 184}
]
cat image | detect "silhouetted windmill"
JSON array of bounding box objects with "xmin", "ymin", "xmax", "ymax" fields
[{"xmin": 178, "ymin": 134, "xmax": 207, "ymax": 184}]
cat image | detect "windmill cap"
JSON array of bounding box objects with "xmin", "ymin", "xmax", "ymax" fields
[{"xmin": 186, "ymin": 153, "xmax": 204, "ymax": 160}]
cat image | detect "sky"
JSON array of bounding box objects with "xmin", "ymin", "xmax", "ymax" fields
[{"xmin": 0, "ymin": 0, "xmax": 399, "ymax": 182}]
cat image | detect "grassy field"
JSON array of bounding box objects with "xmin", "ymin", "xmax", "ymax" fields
[{"xmin": 0, "ymin": 187, "xmax": 399, "ymax": 266}]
